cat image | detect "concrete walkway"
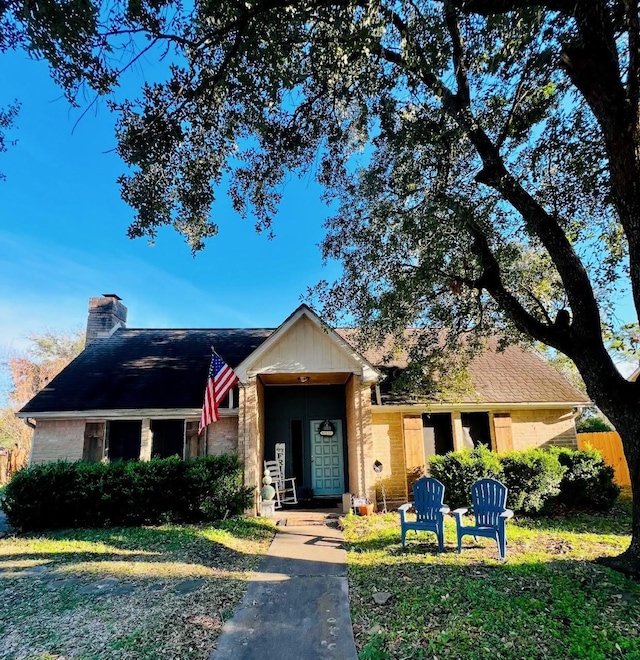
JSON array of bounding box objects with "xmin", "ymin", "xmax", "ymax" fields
[{"xmin": 211, "ymin": 518, "xmax": 358, "ymax": 660}]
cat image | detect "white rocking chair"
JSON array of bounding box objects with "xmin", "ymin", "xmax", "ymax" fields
[{"xmin": 264, "ymin": 442, "xmax": 297, "ymax": 508}]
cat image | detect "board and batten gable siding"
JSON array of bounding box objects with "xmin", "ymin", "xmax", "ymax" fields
[
  {"xmin": 247, "ymin": 315, "xmax": 361, "ymax": 375},
  {"xmin": 510, "ymin": 408, "xmax": 577, "ymax": 450},
  {"xmin": 31, "ymin": 419, "xmax": 86, "ymax": 464}
]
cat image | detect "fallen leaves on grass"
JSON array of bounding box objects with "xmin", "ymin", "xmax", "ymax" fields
[
  {"xmin": 0, "ymin": 519, "xmax": 274, "ymax": 660},
  {"xmin": 342, "ymin": 508, "xmax": 640, "ymax": 659}
]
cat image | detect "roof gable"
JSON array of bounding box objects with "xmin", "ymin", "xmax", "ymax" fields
[{"xmin": 234, "ymin": 304, "xmax": 379, "ymax": 383}]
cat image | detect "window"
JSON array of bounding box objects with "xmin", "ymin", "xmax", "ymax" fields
[
  {"xmin": 422, "ymin": 413, "xmax": 454, "ymax": 457},
  {"xmin": 106, "ymin": 421, "xmax": 142, "ymax": 461},
  {"xmin": 461, "ymin": 412, "xmax": 492, "ymax": 449},
  {"xmin": 219, "ymin": 385, "xmax": 240, "ymax": 409},
  {"xmin": 151, "ymin": 419, "xmax": 185, "ymax": 459}
]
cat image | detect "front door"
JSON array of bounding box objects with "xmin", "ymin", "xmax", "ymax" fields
[{"xmin": 310, "ymin": 419, "xmax": 345, "ymax": 496}]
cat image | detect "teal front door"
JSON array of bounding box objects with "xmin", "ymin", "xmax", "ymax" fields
[{"xmin": 310, "ymin": 420, "xmax": 345, "ymax": 496}]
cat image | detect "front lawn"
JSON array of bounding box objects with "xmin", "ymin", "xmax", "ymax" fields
[
  {"xmin": 343, "ymin": 492, "xmax": 640, "ymax": 660},
  {"xmin": 0, "ymin": 519, "xmax": 275, "ymax": 659}
]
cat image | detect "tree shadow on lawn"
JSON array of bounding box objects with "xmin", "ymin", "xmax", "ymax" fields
[
  {"xmin": 0, "ymin": 520, "xmax": 277, "ymax": 660},
  {"xmin": 347, "ymin": 506, "xmax": 639, "ymax": 657},
  {"xmin": 0, "ymin": 518, "xmax": 275, "ymax": 578},
  {"xmin": 513, "ymin": 501, "xmax": 632, "ymax": 536},
  {"xmin": 344, "ymin": 501, "xmax": 633, "ymax": 556}
]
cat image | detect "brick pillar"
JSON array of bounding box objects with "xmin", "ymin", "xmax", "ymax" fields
[
  {"xmin": 346, "ymin": 375, "xmax": 374, "ymax": 502},
  {"xmin": 140, "ymin": 419, "xmax": 152, "ymax": 460},
  {"xmin": 239, "ymin": 378, "xmax": 261, "ymax": 513}
]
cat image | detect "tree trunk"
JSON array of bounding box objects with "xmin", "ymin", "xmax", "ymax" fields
[{"xmin": 593, "ymin": 405, "xmax": 640, "ymax": 578}]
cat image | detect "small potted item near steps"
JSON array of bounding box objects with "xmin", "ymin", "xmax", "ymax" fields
[{"xmin": 352, "ymin": 496, "xmax": 375, "ymax": 516}]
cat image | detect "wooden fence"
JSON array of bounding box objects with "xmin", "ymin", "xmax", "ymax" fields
[{"xmin": 577, "ymin": 432, "xmax": 631, "ymax": 487}]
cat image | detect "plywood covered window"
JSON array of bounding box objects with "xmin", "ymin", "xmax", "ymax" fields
[{"xmin": 83, "ymin": 422, "xmax": 105, "ymax": 462}]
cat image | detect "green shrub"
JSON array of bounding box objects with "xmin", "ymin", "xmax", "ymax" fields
[
  {"xmin": 430, "ymin": 445, "xmax": 620, "ymax": 515},
  {"xmin": 550, "ymin": 447, "xmax": 620, "ymax": 510},
  {"xmin": 1, "ymin": 454, "xmax": 254, "ymax": 531},
  {"xmin": 500, "ymin": 449, "xmax": 565, "ymax": 514},
  {"xmin": 575, "ymin": 416, "xmax": 612, "ymax": 433},
  {"xmin": 429, "ymin": 445, "xmax": 503, "ymax": 509}
]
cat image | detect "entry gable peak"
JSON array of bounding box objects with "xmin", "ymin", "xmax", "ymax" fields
[{"xmin": 234, "ymin": 304, "xmax": 379, "ymax": 383}]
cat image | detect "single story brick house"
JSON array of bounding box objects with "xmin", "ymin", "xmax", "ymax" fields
[{"xmin": 19, "ymin": 294, "xmax": 589, "ymax": 511}]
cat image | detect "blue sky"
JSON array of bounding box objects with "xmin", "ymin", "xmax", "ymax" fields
[
  {"xmin": 1, "ymin": 49, "xmax": 341, "ymax": 363},
  {"xmin": 1, "ymin": 46, "xmax": 638, "ymax": 389}
]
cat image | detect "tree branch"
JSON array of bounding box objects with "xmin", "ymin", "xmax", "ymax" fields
[
  {"xmin": 628, "ymin": 0, "xmax": 640, "ymax": 125},
  {"xmin": 466, "ymin": 219, "xmax": 568, "ymax": 347},
  {"xmin": 518, "ymin": 287, "xmax": 555, "ymax": 326},
  {"xmin": 451, "ymin": 0, "xmax": 572, "ymax": 14},
  {"xmin": 495, "ymin": 57, "xmax": 533, "ymax": 149},
  {"xmin": 440, "ymin": 6, "xmax": 603, "ymax": 343},
  {"xmin": 367, "ymin": 2, "xmax": 601, "ymax": 348},
  {"xmin": 444, "ymin": 1, "xmax": 470, "ymax": 107}
]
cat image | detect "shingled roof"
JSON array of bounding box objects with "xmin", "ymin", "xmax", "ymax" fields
[
  {"xmin": 365, "ymin": 344, "xmax": 588, "ymax": 405},
  {"xmin": 20, "ymin": 328, "xmax": 273, "ymax": 414},
  {"xmin": 21, "ymin": 324, "xmax": 589, "ymax": 415}
]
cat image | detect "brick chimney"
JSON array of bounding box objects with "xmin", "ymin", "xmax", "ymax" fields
[{"xmin": 86, "ymin": 294, "xmax": 128, "ymax": 346}]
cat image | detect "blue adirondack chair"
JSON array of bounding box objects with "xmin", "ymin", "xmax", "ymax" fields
[
  {"xmin": 453, "ymin": 478, "xmax": 514, "ymax": 560},
  {"xmin": 399, "ymin": 477, "xmax": 450, "ymax": 551}
]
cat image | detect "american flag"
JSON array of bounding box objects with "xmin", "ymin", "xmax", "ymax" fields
[{"xmin": 199, "ymin": 352, "xmax": 239, "ymax": 434}]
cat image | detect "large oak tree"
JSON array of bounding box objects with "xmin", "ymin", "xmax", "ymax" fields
[{"xmin": 4, "ymin": 0, "xmax": 640, "ymax": 575}]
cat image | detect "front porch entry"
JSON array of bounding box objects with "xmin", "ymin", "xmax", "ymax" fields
[{"xmin": 263, "ymin": 384, "xmax": 347, "ymax": 503}]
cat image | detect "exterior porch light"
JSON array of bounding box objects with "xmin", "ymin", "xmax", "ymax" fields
[{"xmin": 318, "ymin": 420, "xmax": 336, "ymax": 437}]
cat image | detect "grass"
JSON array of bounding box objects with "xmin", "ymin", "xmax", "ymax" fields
[
  {"xmin": 342, "ymin": 491, "xmax": 640, "ymax": 660},
  {"xmin": 0, "ymin": 518, "xmax": 275, "ymax": 659}
]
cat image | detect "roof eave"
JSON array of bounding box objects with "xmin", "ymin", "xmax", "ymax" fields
[
  {"xmin": 372, "ymin": 400, "xmax": 591, "ymax": 412},
  {"xmin": 17, "ymin": 408, "xmax": 238, "ymax": 420}
]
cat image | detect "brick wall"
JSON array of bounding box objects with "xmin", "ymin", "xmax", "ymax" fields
[
  {"xmin": 370, "ymin": 411, "xmax": 408, "ymax": 506},
  {"xmin": 31, "ymin": 420, "xmax": 86, "ymax": 464},
  {"xmin": 510, "ymin": 408, "xmax": 577, "ymax": 450},
  {"xmin": 207, "ymin": 417, "xmax": 238, "ymax": 455}
]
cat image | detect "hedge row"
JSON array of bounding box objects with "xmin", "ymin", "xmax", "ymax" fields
[
  {"xmin": 1, "ymin": 454, "xmax": 254, "ymax": 531},
  {"xmin": 429, "ymin": 445, "xmax": 620, "ymax": 514}
]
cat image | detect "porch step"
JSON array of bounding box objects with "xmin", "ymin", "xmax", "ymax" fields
[{"xmin": 275, "ymin": 511, "xmax": 341, "ymax": 527}]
